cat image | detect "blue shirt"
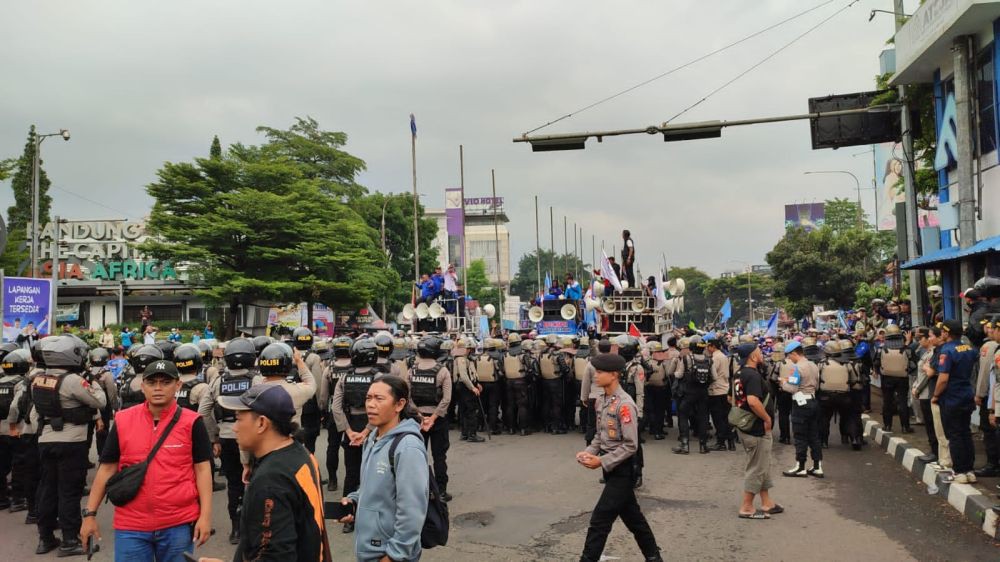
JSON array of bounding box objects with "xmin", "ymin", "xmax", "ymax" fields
[
  {"xmin": 420, "ymin": 280, "xmax": 435, "ymax": 300},
  {"xmin": 107, "ymin": 358, "xmax": 129, "ymax": 381},
  {"xmin": 204, "ymin": 328, "xmax": 214, "ymax": 339},
  {"xmin": 168, "ymin": 332, "xmax": 182, "ymax": 343},
  {"xmin": 120, "ymin": 332, "xmax": 133, "ymax": 348},
  {"xmin": 937, "ymin": 340, "xmax": 977, "ymax": 408}
]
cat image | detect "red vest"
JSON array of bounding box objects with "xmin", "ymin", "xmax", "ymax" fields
[{"xmin": 112, "ymin": 401, "xmax": 202, "ymax": 531}]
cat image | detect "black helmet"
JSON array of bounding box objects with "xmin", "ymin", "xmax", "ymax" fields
[
  {"xmin": 351, "ymin": 338, "xmax": 378, "ymax": 367},
  {"xmin": 173, "ymin": 343, "xmax": 204, "ymax": 375},
  {"xmin": 258, "ymin": 343, "xmax": 294, "ymax": 377},
  {"xmin": 292, "ymin": 327, "xmax": 314, "ymax": 351},
  {"xmin": 417, "ymin": 335, "xmax": 443, "ymax": 359},
  {"xmin": 374, "ymin": 333, "xmax": 393, "ymax": 358},
  {"xmin": 224, "ymin": 338, "xmax": 257, "ymax": 370},
  {"xmin": 615, "ymin": 335, "xmax": 639, "ymax": 360},
  {"xmin": 1, "ymin": 349, "xmax": 31, "ymax": 376},
  {"xmin": 129, "ymin": 344, "xmax": 165, "ymax": 373},
  {"xmin": 0, "ymin": 342, "xmax": 20, "ymax": 363},
  {"xmin": 197, "ymin": 340, "xmax": 213, "ymax": 363},
  {"xmin": 154, "ymin": 340, "xmax": 178, "ymax": 361},
  {"xmin": 88, "ymin": 347, "xmax": 111, "ymax": 368},
  {"xmin": 252, "ymin": 335, "xmax": 273, "ymax": 357},
  {"xmin": 332, "ymin": 336, "xmax": 353, "ymax": 359}
]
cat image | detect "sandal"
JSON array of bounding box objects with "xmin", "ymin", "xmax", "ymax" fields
[
  {"xmin": 763, "ymin": 504, "xmax": 784, "ymax": 515},
  {"xmin": 738, "ymin": 510, "xmax": 770, "ymax": 520}
]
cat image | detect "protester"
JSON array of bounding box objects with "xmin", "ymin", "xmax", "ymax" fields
[
  {"xmin": 99, "ymin": 327, "xmax": 115, "ymax": 353},
  {"xmin": 120, "ymin": 326, "xmax": 133, "ymax": 349},
  {"xmin": 564, "ymin": 273, "xmax": 583, "ymax": 300},
  {"xmin": 733, "ymin": 343, "xmax": 782, "ymax": 519}
]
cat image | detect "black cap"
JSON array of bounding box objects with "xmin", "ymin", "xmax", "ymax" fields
[
  {"xmin": 216, "ymin": 384, "xmax": 295, "ymax": 424},
  {"xmin": 736, "ymin": 343, "xmax": 757, "ymax": 363},
  {"xmin": 938, "ymin": 319, "xmax": 963, "ymax": 337},
  {"xmin": 143, "ymin": 360, "xmax": 180, "ymax": 380},
  {"xmin": 591, "ymin": 352, "xmax": 625, "ymax": 372}
]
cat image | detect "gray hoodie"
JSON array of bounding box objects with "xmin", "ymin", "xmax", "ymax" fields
[{"xmin": 348, "ymin": 417, "xmax": 429, "ymax": 562}]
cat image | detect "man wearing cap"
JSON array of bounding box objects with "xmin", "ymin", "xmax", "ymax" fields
[
  {"xmin": 210, "ymin": 384, "xmax": 332, "ymax": 562},
  {"xmin": 576, "ymin": 352, "xmax": 662, "ymax": 562},
  {"xmin": 80, "ymin": 360, "xmax": 213, "ymax": 560},
  {"xmin": 780, "ymin": 340, "xmax": 823, "ymax": 478},
  {"xmin": 733, "ymin": 343, "xmax": 782, "ymax": 519},
  {"xmin": 932, "ymin": 320, "xmax": 979, "ymax": 484}
]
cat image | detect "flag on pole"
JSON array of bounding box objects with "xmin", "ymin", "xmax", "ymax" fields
[
  {"xmin": 765, "ymin": 311, "xmax": 778, "ymax": 338},
  {"xmin": 544, "ymin": 272, "xmax": 552, "ymax": 295},
  {"xmin": 628, "ymin": 322, "xmax": 643, "ymax": 338},
  {"xmin": 688, "ymin": 320, "xmax": 696, "ymax": 330},
  {"xmin": 837, "ymin": 309, "xmax": 849, "ymax": 330},
  {"xmin": 600, "ymin": 251, "xmax": 623, "ymax": 292},
  {"xmin": 654, "ymin": 269, "xmax": 669, "ymax": 311},
  {"xmin": 719, "ymin": 298, "xmax": 733, "ymax": 324},
  {"xmin": 410, "ymin": 114, "xmax": 417, "ymax": 138}
]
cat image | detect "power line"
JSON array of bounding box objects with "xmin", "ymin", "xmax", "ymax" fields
[
  {"xmin": 50, "ymin": 184, "xmax": 145, "ymax": 220},
  {"xmin": 522, "ymin": 0, "xmax": 836, "ymax": 136},
  {"xmin": 663, "ymin": 0, "xmax": 861, "ymax": 125}
]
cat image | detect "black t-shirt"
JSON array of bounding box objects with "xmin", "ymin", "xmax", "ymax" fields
[
  {"xmin": 734, "ymin": 365, "xmax": 769, "ymax": 437},
  {"xmin": 99, "ymin": 417, "xmax": 213, "ymax": 464}
]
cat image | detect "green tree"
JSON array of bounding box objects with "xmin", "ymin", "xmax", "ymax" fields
[
  {"xmin": 465, "ymin": 259, "xmax": 499, "ymax": 311},
  {"xmin": 509, "ymin": 248, "xmax": 591, "ymax": 302},
  {"xmin": 665, "ymin": 266, "xmax": 711, "ymax": 327},
  {"xmin": 2, "ymin": 127, "xmax": 52, "ymax": 276},
  {"xmin": 210, "ymin": 135, "xmax": 222, "ymax": 159},
  {"xmin": 703, "ymin": 272, "xmax": 775, "ymax": 326},
  {"xmin": 823, "ymin": 198, "xmax": 865, "ymax": 233}
]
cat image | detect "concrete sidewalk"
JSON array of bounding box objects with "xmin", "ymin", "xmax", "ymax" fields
[{"xmin": 866, "ymin": 388, "xmax": 1000, "ymax": 539}]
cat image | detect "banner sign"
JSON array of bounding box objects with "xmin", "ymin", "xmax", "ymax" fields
[
  {"xmin": 445, "ymin": 188, "xmax": 465, "ymax": 268},
  {"xmin": 784, "ymin": 203, "xmax": 825, "ymax": 232},
  {"xmin": 2, "ymin": 277, "xmax": 53, "ymax": 342}
]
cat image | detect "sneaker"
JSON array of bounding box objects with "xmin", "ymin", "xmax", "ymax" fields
[
  {"xmin": 917, "ymin": 453, "xmax": 938, "ymax": 464},
  {"xmin": 966, "ymin": 472, "xmax": 978, "ymax": 483},
  {"xmin": 782, "ymin": 463, "xmax": 808, "ymax": 478},
  {"xmin": 807, "ymin": 462, "xmax": 825, "ymax": 478},
  {"xmin": 948, "ymin": 473, "xmax": 970, "ymax": 484}
]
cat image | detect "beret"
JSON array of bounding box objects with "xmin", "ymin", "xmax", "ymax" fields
[{"xmin": 592, "ymin": 353, "xmax": 626, "ymax": 372}]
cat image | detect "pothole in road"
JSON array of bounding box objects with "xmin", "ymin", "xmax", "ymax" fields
[{"xmin": 454, "ymin": 510, "xmax": 496, "ymax": 528}]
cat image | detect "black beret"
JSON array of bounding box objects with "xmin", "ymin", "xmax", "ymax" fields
[{"xmin": 592, "ymin": 352, "xmax": 625, "ymax": 372}]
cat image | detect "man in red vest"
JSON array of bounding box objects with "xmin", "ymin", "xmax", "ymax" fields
[{"xmin": 80, "ymin": 360, "xmax": 213, "ymax": 560}]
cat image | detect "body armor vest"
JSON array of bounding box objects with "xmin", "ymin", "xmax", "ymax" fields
[
  {"xmin": 119, "ymin": 371, "xmax": 145, "ymax": 410},
  {"xmin": 880, "ymin": 348, "xmax": 909, "ymax": 377},
  {"xmin": 0, "ymin": 376, "xmax": 21, "ymax": 420},
  {"xmin": 503, "ymin": 350, "xmax": 525, "ymax": 380},
  {"xmin": 375, "ymin": 358, "xmax": 392, "ymax": 375},
  {"xmin": 410, "ymin": 367, "xmax": 441, "ymax": 408},
  {"xmin": 215, "ymin": 372, "xmax": 252, "ymax": 423},
  {"xmin": 175, "ymin": 379, "xmax": 202, "ymax": 411},
  {"xmin": 539, "ymin": 353, "xmax": 559, "ymax": 380},
  {"xmin": 475, "ymin": 356, "xmax": 497, "ymax": 382},
  {"xmin": 621, "ymin": 361, "xmax": 641, "ymax": 399},
  {"xmin": 820, "ymin": 360, "xmax": 851, "ymax": 393},
  {"xmin": 343, "ymin": 370, "xmax": 374, "ymax": 411},
  {"xmin": 646, "ymin": 360, "xmax": 666, "ymax": 386},
  {"xmin": 573, "ymin": 357, "xmax": 589, "ymax": 382},
  {"xmin": 31, "ymin": 372, "xmax": 96, "ymax": 430},
  {"xmin": 455, "ymin": 357, "xmax": 477, "ymax": 386}
]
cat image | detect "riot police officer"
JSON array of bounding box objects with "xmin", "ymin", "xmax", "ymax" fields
[
  {"xmin": 85, "ymin": 347, "xmax": 118, "ymax": 459},
  {"xmin": 317, "ymin": 335, "xmax": 352, "ymax": 491},
  {"xmin": 252, "ymin": 335, "xmax": 273, "ymax": 358},
  {"xmin": 154, "ymin": 338, "xmax": 178, "ymax": 361},
  {"xmin": 0, "ymin": 343, "xmax": 25, "ymax": 510},
  {"xmin": 196, "ymin": 340, "xmax": 220, "ymax": 384},
  {"xmin": 818, "ymin": 340, "xmax": 862, "ymax": 450},
  {"xmin": 501, "ymin": 333, "xmax": 531, "ymax": 435},
  {"xmin": 174, "ymin": 343, "xmax": 210, "ymax": 412},
  {"xmin": 374, "ymin": 332, "xmax": 394, "ymax": 375},
  {"xmin": 766, "ymin": 343, "xmax": 793, "ymax": 444},
  {"xmin": 558, "ymin": 336, "xmax": 582, "ymax": 432},
  {"xmin": 198, "ymin": 337, "xmax": 256, "ymax": 544},
  {"xmin": 31, "ymin": 335, "xmax": 107, "ymax": 556},
  {"xmin": 672, "ymin": 335, "xmax": 711, "ymax": 455},
  {"xmin": 255, "ymin": 342, "xmax": 317, "ymax": 430},
  {"xmin": 538, "ymin": 338, "xmax": 567, "ymax": 434},
  {"xmin": 406, "ymin": 335, "xmax": 453, "ymax": 501},
  {"xmin": 332, "ymin": 338, "xmax": 379, "ymax": 533},
  {"xmin": 3, "ymin": 349, "xmax": 37, "ymax": 519},
  {"xmin": 118, "ymin": 344, "xmax": 164, "ymax": 410},
  {"xmin": 291, "ymin": 327, "xmax": 323, "ymax": 452},
  {"xmin": 874, "ymin": 324, "xmax": 915, "ymax": 433},
  {"xmin": 616, "ymin": 336, "xmax": 646, "ymax": 486},
  {"xmin": 453, "ymin": 337, "xmax": 485, "ymax": 442},
  {"xmin": 474, "ymin": 338, "xmax": 503, "ymax": 435},
  {"xmin": 644, "ymin": 341, "xmax": 670, "ymax": 440}
]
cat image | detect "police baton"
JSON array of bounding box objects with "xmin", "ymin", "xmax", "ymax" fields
[{"xmin": 475, "ymin": 391, "xmax": 491, "ymax": 441}]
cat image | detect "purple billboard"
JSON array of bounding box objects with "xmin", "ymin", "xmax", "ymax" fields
[{"xmin": 784, "ymin": 203, "xmax": 826, "ymax": 232}]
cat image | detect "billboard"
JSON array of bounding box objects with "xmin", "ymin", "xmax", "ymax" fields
[
  {"xmin": 784, "ymin": 203, "xmax": 826, "ymax": 232},
  {"xmin": 445, "ymin": 188, "xmax": 464, "ymax": 268},
  {"xmin": 874, "ymin": 142, "xmax": 938, "ymax": 231},
  {"xmin": 2, "ymin": 277, "xmax": 53, "ymax": 343}
]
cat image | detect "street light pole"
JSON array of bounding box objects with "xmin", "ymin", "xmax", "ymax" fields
[
  {"xmin": 31, "ymin": 128, "xmax": 70, "ymax": 277},
  {"xmin": 381, "ymin": 197, "xmax": 390, "ymax": 321},
  {"xmin": 803, "ymin": 170, "xmax": 863, "ymax": 229}
]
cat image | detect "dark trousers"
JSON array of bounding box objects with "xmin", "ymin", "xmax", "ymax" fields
[
  {"xmin": 859, "ymin": 365, "xmax": 872, "ymax": 410},
  {"xmin": 219, "ymin": 437, "xmax": 244, "ymax": 523},
  {"xmin": 776, "ymin": 388, "xmax": 792, "ymax": 441},
  {"xmin": 622, "ymin": 262, "xmax": 636, "ymax": 290},
  {"xmin": 325, "ymin": 421, "xmax": 342, "ymax": 483},
  {"xmin": 422, "ymin": 416, "xmax": 450, "ymax": 492},
  {"xmin": 541, "ymin": 378, "xmax": 565, "ymax": 431},
  {"xmin": 678, "ymin": 393, "xmax": 709, "ymax": 443},
  {"xmin": 940, "ymin": 404, "xmax": 975, "ymax": 473},
  {"xmin": 584, "ymin": 399, "xmax": 597, "ymax": 445},
  {"xmin": 480, "ymin": 382, "xmax": 501, "ymax": 432},
  {"xmin": 919, "ymin": 399, "xmax": 939, "ymax": 456},
  {"xmin": 505, "ymin": 379, "xmax": 531, "ymax": 431},
  {"xmin": 459, "ymin": 386, "xmax": 481, "ymax": 437},
  {"xmin": 979, "ymin": 404, "xmax": 1000, "ymax": 466},
  {"xmin": 708, "ymin": 395, "xmax": 732, "ymax": 443},
  {"xmin": 881, "ymin": 376, "xmax": 911, "ymax": 429},
  {"xmin": 819, "ymin": 393, "xmax": 860, "ymax": 444},
  {"xmin": 14, "ymin": 435, "xmax": 39, "ymax": 514},
  {"xmin": 299, "ymin": 421, "xmax": 321, "ymax": 454},
  {"xmin": 645, "ymin": 385, "xmax": 668, "ymax": 436},
  {"xmin": 791, "ymin": 400, "xmax": 823, "ymax": 464},
  {"xmin": 580, "ymin": 462, "xmax": 659, "ymax": 561},
  {"xmin": 36, "ymin": 441, "xmax": 89, "ymax": 541},
  {"xmin": 0, "ymin": 435, "xmax": 14, "ymax": 501},
  {"xmin": 566, "ymin": 379, "xmax": 581, "ymax": 429},
  {"xmin": 342, "ymin": 414, "xmax": 368, "ymax": 496}
]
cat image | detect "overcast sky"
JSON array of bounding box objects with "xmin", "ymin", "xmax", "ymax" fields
[{"xmin": 1, "ymin": 0, "xmax": 916, "ymax": 277}]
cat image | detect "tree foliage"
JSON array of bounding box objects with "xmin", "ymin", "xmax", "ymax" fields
[
  {"xmin": 665, "ymin": 266, "xmax": 711, "ymax": 327},
  {"xmin": 6, "ymin": 126, "xmax": 52, "ymax": 232},
  {"xmin": 465, "ymin": 259, "xmax": 499, "ymax": 311},
  {"xmin": 702, "ymin": 272, "xmax": 775, "ymax": 326}
]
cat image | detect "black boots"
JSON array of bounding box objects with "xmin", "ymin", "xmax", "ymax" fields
[
  {"xmin": 672, "ymin": 439, "xmax": 690, "ymax": 455},
  {"xmin": 229, "ymin": 525, "xmax": 240, "ymax": 545},
  {"xmin": 699, "ymin": 441, "xmax": 710, "ymax": 454},
  {"xmin": 783, "ymin": 462, "xmax": 808, "ymax": 477},
  {"xmin": 36, "ymin": 535, "xmax": 60, "ymax": 555},
  {"xmin": 56, "ymin": 539, "xmax": 84, "ymax": 557},
  {"xmin": 713, "ymin": 440, "xmax": 727, "ymax": 451},
  {"xmin": 727, "ymin": 437, "xmax": 736, "ymax": 451},
  {"xmin": 466, "ymin": 434, "xmax": 486, "ymax": 443}
]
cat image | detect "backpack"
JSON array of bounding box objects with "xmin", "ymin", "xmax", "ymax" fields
[
  {"xmin": 689, "ymin": 356, "xmax": 711, "ymax": 385},
  {"xmin": 388, "ymin": 431, "xmax": 449, "ymax": 549}
]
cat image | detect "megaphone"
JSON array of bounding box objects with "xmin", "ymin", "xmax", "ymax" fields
[
  {"xmin": 593, "ymin": 282, "xmax": 605, "ymax": 297},
  {"xmin": 528, "ymin": 306, "xmax": 544, "ymax": 323},
  {"xmin": 415, "ymin": 303, "xmax": 430, "ymax": 320},
  {"xmin": 603, "ymin": 298, "xmax": 617, "ymax": 313},
  {"xmin": 561, "ymin": 303, "xmax": 577, "ymax": 320},
  {"xmin": 428, "ymin": 302, "xmax": 445, "ymax": 319},
  {"xmin": 667, "ymin": 278, "xmax": 686, "ymax": 297},
  {"xmin": 483, "ymin": 304, "xmax": 496, "ymax": 318},
  {"xmin": 621, "ymin": 280, "xmax": 630, "ymax": 290},
  {"xmin": 631, "ymin": 298, "xmax": 646, "ymax": 313},
  {"xmin": 585, "ymin": 297, "xmax": 602, "ymax": 311},
  {"xmin": 402, "ymin": 303, "xmax": 416, "ymax": 321}
]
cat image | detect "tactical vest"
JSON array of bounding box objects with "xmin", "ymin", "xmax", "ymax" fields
[
  {"xmin": 573, "ymin": 356, "xmax": 588, "ymax": 382},
  {"xmin": 475, "ymin": 355, "xmax": 497, "ymax": 383},
  {"xmin": 503, "ymin": 350, "xmax": 525, "ymax": 380},
  {"xmin": 820, "ymin": 360, "xmax": 850, "ymax": 393},
  {"xmin": 646, "ymin": 360, "xmax": 667, "ymax": 386},
  {"xmin": 880, "ymin": 349, "xmax": 909, "ymax": 377},
  {"xmin": 375, "ymin": 358, "xmax": 392, "ymax": 375},
  {"xmin": 620, "ymin": 361, "xmax": 641, "ymax": 399},
  {"xmin": 0, "ymin": 377, "xmax": 20, "ymax": 419},
  {"xmin": 539, "ymin": 353, "xmax": 559, "ymax": 380},
  {"xmin": 410, "ymin": 367, "xmax": 441, "ymax": 408},
  {"xmin": 119, "ymin": 372, "xmax": 145, "ymax": 410},
  {"xmin": 687, "ymin": 355, "xmax": 712, "ymax": 386},
  {"xmin": 392, "ymin": 359, "xmax": 409, "ymax": 377},
  {"xmin": 30, "ymin": 372, "xmax": 96, "ymax": 430},
  {"xmin": 175, "ymin": 379, "xmax": 202, "ymax": 411},
  {"xmin": 214, "ymin": 372, "xmax": 252, "ymax": 423},
  {"xmin": 343, "ymin": 370, "xmax": 374, "ymax": 411},
  {"xmin": 456, "ymin": 357, "xmax": 478, "ymax": 386}
]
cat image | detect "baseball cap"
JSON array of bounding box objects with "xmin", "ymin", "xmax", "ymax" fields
[
  {"xmin": 784, "ymin": 340, "xmax": 803, "ymax": 354},
  {"xmin": 938, "ymin": 319, "xmax": 963, "ymax": 337},
  {"xmin": 217, "ymin": 384, "xmax": 295, "ymax": 423},
  {"xmin": 736, "ymin": 343, "xmax": 757, "ymax": 363},
  {"xmin": 143, "ymin": 360, "xmax": 180, "ymax": 380}
]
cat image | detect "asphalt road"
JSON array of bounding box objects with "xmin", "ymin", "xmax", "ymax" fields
[{"xmin": 2, "ymin": 424, "xmax": 998, "ymax": 561}]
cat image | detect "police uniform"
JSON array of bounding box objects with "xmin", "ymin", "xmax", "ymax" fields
[
  {"xmin": 501, "ymin": 337, "xmax": 532, "ymax": 435},
  {"xmin": 817, "ymin": 341, "xmax": 862, "ymax": 450},
  {"xmin": 580, "ymin": 359, "xmax": 602, "ymax": 445},
  {"xmin": 87, "ymin": 364, "xmax": 118, "ymax": 457},
  {"xmin": 331, "ymin": 345, "xmax": 379, "ymax": 510},
  {"xmin": 781, "ymin": 345, "xmax": 823, "ymax": 477},
  {"xmin": 570, "ymin": 340, "xmax": 591, "ymax": 435},
  {"xmin": 538, "ymin": 342, "xmax": 567, "ymax": 433},
  {"xmin": 6, "ymin": 359, "xmax": 41, "ymax": 522},
  {"xmin": 473, "ymin": 340, "xmax": 502, "ymax": 435},
  {"xmin": 558, "ymin": 338, "xmax": 581, "ymax": 432},
  {"xmin": 406, "ymin": 354, "xmax": 453, "ymax": 497},
  {"xmin": 453, "ymin": 341, "xmax": 484, "ymax": 442},
  {"xmin": 317, "ymin": 353, "xmax": 351, "ymax": 491},
  {"xmin": 673, "ymin": 340, "xmax": 712, "ymax": 455},
  {"xmin": 580, "ymin": 354, "xmax": 661, "ymax": 562},
  {"xmin": 643, "ymin": 343, "xmax": 671, "ymax": 440},
  {"xmin": 0, "ymin": 350, "xmax": 27, "ymax": 510},
  {"xmin": 874, "ymin": 329, "xmax": 914, "ymax": 432},
  {"xmin": 707, "ymin": 344, "xmax": 734, "ymax": 451}
]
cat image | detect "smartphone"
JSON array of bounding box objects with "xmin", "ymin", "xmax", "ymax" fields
[{"xmin": 325, "ymin": 501, "xmax": 355, "ymax": 520}]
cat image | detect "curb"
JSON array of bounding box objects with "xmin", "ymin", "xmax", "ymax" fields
[{"xmin": 862, "ymin": 414, "xmax": 999, "ymax": 538}]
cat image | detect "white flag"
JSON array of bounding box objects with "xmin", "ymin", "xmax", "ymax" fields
[
  {"xmin": 601, "ymin": 251, "xmax": 623, "ymax": 293},
  {"xmin": 654, "ymin": 269, "xmax": 669, "ymax": 311}
]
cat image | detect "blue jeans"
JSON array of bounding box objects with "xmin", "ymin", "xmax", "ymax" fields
[{"xmin": 115, "ymin": 523, "xmax": 193, "ymax": 562}]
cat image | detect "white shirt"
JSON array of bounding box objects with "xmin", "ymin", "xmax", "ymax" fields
[
  {"xmin": 444, "ymin": 271, "xmax": 458, "ymax": 292},
  {"xmin": 143, "ymin": 332, "xmax": 156, "ymax": 345}
]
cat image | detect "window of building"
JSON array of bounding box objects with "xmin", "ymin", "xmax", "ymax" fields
[
  {"xmin": 188, "ymin": 306, "xmax": 207, "ymax": 321},
  {"xmin": 976, "ymin": 44, "xmax": 996, "ymax": 156}
]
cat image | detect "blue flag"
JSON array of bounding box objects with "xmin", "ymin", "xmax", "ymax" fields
[
  {"xmin": 410, "ymin": 114, "xmax": 417, "ymax": 137},
  {"xmin": 544, "ymin": 272, "xmax": 552, "ymax": 293},
  {"xmin": 719, "ymin": 298, "xmax": 732, "ymax": 324},
  {"xmin": 837, "ymin": 309, "xmax": 849, "ymax": 330},
  {"xmin": 765, "ymin": 311, "xmax": 778, "ymax": 338}
]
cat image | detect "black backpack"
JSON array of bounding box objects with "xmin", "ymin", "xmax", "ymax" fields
[
  {"xmin": 689, "ymin": 356, "xmax": 712, "ymax": 385},
  {"xmin": 388, "ymin": 431, "xmax": 449, "ymax": 549}
]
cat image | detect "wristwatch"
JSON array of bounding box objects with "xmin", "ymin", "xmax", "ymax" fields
[{"xmin": 81, "ymin": 509, "xmax": 97, "ymax": 518}]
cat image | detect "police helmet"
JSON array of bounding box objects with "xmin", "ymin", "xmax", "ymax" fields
[
  {"xmin": 770, "ymin": 342, "xmax": 785, "ymax": 361},
  {"xmin": 154, "ymin": 340, "xmax": 178, "ymax": 361},
  {"xmin": 647, "ymin": 341, "xmax": 664, "ymax": 353},
  {"xmin": 130, "ymin": 344, "xmax": 165, "ymax": 373},
  {"xmin": 823, "ymin": 340, "xmax": 841, "ymax": 357},
  {"xmin": 292, "ymin": 327, "xmax": 314, "ymax": 351},
  {"xmin": 30, "ymin": 341, "xmax": 46, "ymax": 367},
  {"xmin": 197, "ymin": 340, "xmax": 213, "ymax": 363},
  {"xmin": 223, "ymin": 338, "xmax": 257, "ymax": 370},
  {"xmin": 616, "ymin": 335, "xmax": 639, "ymax": 360},
  {"xmin": 522, "ymin": 340, "xmax": 535, "ymax": 352},
  {"xmin": 417, "ymin": 335, "xmax": 443, "ymax": 359},
  {"xmin": 534, "ymin": 339, "xmax": 548, "ymax": 351},
  {"xmin": 173, "ymin": 343, "xmax": 204, "ymax": 375},
  {"xmin": 252, "ymin": 335, "xmax": 273, "ymax": 357},
  {"xmin": 374, "ymin": 333, "xmax": 393, "ymax": 358},
  {"xmin": 689, "ymin": 335, "xmax": 705, "ymax": 352},
  {"xmin": 351, "ymin": 338, "xmax": 378, "ymax": 367},
  {"xmin": 88, "ymin": 347, "xmax": 111, "ymax": 368},
  {"xmin": 1, "ymin": 349, "xmax": 31, "ymax": 376},
  {"xmin": 885, "ymin": 324, "xmax": 902, "ymax": 337},
  {"xmin": 507, "ymin": 333, "xmax": 521, "ymax": 345},
  {"xmin": 678, "ymin": 337, "xmax": 690, "ymax": 350},
  {"xmin": 41, "ymin": 335, "xmax": 89, "ymax": 370},
  {"xmin": 560, "ymin": 336, "xmax": 576, "ymax": 349},
  {"xmin": 332, "ymin": 336, "xmax": 353, "ymax": 359},
  {"xmin": 313, "ymin": 339, "xmax": 332, "ymax": 360},
  {"xmin": 258, "ymin": 343, "xmax": 293, "ymax": 377},
  {"xmin": 0, "ymin": 342, "xmax": 20, "ymax": 363},
  {"xmin": 837, "ymin": 339, "xmax": 854, "ymax": 354},
  {"xmin": 544, "ymin": 334, "xmax": 558, "ymax": 346}
]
